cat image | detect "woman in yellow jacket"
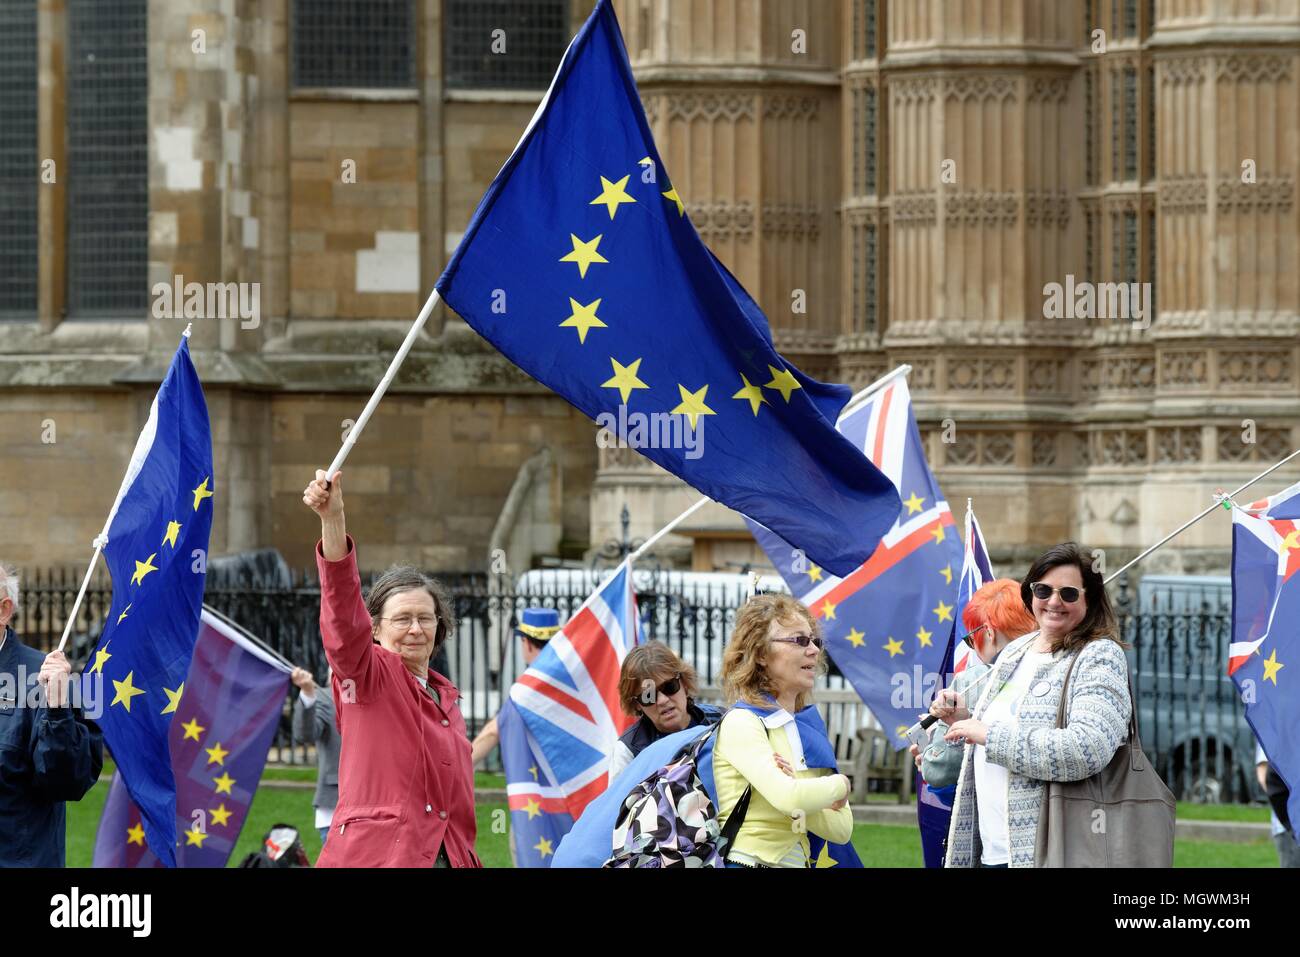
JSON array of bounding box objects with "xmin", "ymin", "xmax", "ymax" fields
[{"xmin": 714, "ymin": 594, "xmax": 854, "ymax": 868}]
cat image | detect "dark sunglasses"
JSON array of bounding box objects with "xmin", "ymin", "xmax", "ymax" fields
[
  {"xmin": 959, "ymin": 623, "xmax": 991, "ymax": 648},
  {"xmin": 772, "ymin": 634, "xmax": 825, "ymax": 650},
  {"xmin": 1030, "ymin": 582, "xmax": 1082, "ymax": 603},
  {"xmin": 639, "ymin": 674, "xmax": 683, "ymax": 705}
]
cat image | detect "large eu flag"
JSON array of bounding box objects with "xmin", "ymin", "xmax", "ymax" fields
[
  {"xmin": 435, "ymin": 0, "xmax": 899, "ymax": 577},
  {"xmin": 92, "ymin": 608, "xmax": 292, "ymax": 867},
  {"xmin": 1229, "ymin": 483, "xmax": 1300, "ymax": 839},
  {"xmin": 748, "ymin": 375, "xmax": 963, "ymax": 745},
  {"xmin": 82, "ymin": 335, "xmax": 213, "ymax": 866}
]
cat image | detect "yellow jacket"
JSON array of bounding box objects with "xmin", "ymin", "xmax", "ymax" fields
[{"xmin": 714, "ymin": 709, "xmax": 853, "ymax": 867}]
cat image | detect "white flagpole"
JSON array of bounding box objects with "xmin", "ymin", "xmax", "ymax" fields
[
  {"xmin": 1102, "ymin": 446, "xmax": 1300, "ymax": 585},
  {"xmin": 56, "ymin": 324, "xmax": 197, "ymax": 654},
  {"xmin": 323, "ymin": 288, "xmax": 441, "ymax": 482}
]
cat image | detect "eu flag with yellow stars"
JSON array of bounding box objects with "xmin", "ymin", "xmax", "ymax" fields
[
  {"xmin": 82, "ymin": 334, "xmax": 213, "ymax": 867},
  {"xmin": 435, "ymin": 0, "xmax": 900, "ymax": 577}
]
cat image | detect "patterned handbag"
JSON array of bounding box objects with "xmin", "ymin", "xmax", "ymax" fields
[{"xmin": 603, "ymin": 724, "xmax": 752, "ymax": 868}]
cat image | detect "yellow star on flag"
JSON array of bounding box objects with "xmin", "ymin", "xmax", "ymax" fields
[
  {"xmin": 1262, "ymin": 648, "xmax": 1284, "ymax": 685},
  {"xmin": 807, "ymin": 564, "xmax": 823, "ymax": 583},
  {"xmin": 184, "ymin": 827, "xmax": 209, "ymax": 848},
  {"xmin": 559, "ymin": 233, "xmax": 608, "ymax": 278},
  {"xmin": 763, "ymin": 365, "xmax": 802, "ymax": 402},
  {"xmin": 213, "ymin": 772, "xmax": 235, "ymax": 795},
  {"xmin": 181, "ymin": 717, "xmax": 205, "ymax": 742},
  {"xmin": 191, "ymin": 476, "xmax": 214, "ymax": 511},
  {"xmin": 934, "ymin": 600, "xmax": 954, "ymax": 623},
  {"xmin": 902, "ymin": 492, "xmax": 925, "ymax": 514},
  {"xmin": 523, "ymin": 798, "xmax": 542, "ymax": 820},
  {"xmin": 162, "ymin": 520, "xmax": 182, "ymax": 548},
  {"xmin": 601, "ymin": 357, "xmax": 650, "ymax": 405},
  {"xmin": 161, "ymin": 683, "xmax": 184, "ymax": 715},
  {"xmin": 89, "ymin": 642, "xmax": 112, "ymax": 675},
  {"xmin": 205, "ymin": 741, "xmax": 230, "ymax": 766},
  {"xmin": 814, "ymin": 841, "xmax": 838, "ymax": 868},
  {"xmin": 731, "ymin": 374, "xmax": 768, "ymax": 416},
  {"xmin": 662, "ymin": 186, "xmax": 685, "ymax": 216},
  {"xmin": 589, "ymin": 174, "xmax": 637, "ymax": 219},
  {"xmin": 210, "ymin": 803, "xmax": 233, "ymax": 827},
  {"xmin": 916, "ymin": 626, "xmax": 933, "ymax": 648},
  {"xmin": 126, "ymin": 823, "xmax": 145, "ymax": 846},
  {"xmin": 1280, "ymin": 529, "xmax": 1300, "ymax": 554},
  {"xmin": 130, "ymin": 553, "xmax": 159, "ymax": 586},
  {"xmin": 534, "ymin": 836, "xmax": 554, "ymax": 859},
  {"xmin": 846, "ymin": 627, "xmax": 866, "ymax": 648},
  {"xmin": 883, "ymin": 636, "xmax": 905, "ymax": 657},
  {"xmin": 671, "ymin": 384, "xmax": 716, "ymax": 430},
  {"xmin": 939, "ymin": 565, "xmax": 953, "ymax": 585},
  {"xmin": 820, "ymin": 599, "xmax": 837, "ymax": 620},
  {"xmin": 111, "ymin": 671, "xmax": 147, "ymax": 712},
  {"xmin": 117, "ymin": 604, "xmax": 131, "ymax": 625},
  {"xmin": 930, "ymin": 525, "xmax": 947, "ymax": 545},
  {"xmin": 529, "ymin": 765, "xmax": 539, "ymax": 781},
  {"xmin": 560, "ymin": 297, "xmax": 607, "ymax": 344}
]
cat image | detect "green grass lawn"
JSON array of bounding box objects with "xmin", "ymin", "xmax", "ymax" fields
[{"xmin": 65, "ymin": 773, "xmax": 1282, "ymax": 867}]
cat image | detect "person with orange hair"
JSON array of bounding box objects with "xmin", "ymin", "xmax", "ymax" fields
[{"xmin": 916, "ymin": 578, "xmax": 1038, "ymax": 791}]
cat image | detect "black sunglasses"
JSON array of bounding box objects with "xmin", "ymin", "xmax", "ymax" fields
[
  {"xmin": 1030, "ymin": 582, "xmax": 1082, "ymax": 603},
  {"xmin": 639, "ymin": 674, "xmax": 682, "ymax": 705},
  {"xmin": 960, "ymin": 623, "xmax": 991, "ymax": 648},
  {"xmin": 772, "ymin": 634, "xmax": 825, "ymax": 650}
]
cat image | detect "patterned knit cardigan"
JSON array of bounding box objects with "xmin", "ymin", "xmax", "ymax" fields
[{"xmin": 944, "ymin": 631, "xmax": 1132, "ymax": 868}]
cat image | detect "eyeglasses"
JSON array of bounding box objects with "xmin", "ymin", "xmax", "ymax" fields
[
  {"xmin": 960, "ymin": 623, "xmax": 991, "ymax": 648},
  {"xmin": 1029, "ymin": 583, "xmax": 1082, "ymax": 603},
  {"xmin": 639, "ymin": 674, "xmax": 682, "ymax": 706},
  {"xmin": 381, "ymin": 614, "xmax": 439, "ymax": 631},
  {"xmin": 771, "ymin": 634, "xmax": 825, "ymax": 650}
]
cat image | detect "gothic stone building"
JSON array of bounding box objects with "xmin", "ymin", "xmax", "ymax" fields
[{"xmin": 2, "ymin": 0, "xmax": 1299, "ymax": 585}]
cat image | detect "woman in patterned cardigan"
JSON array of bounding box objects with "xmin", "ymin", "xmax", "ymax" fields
[{"xmin": 942, "ymin": 543, "xmax": 1131, "ymax": 868}]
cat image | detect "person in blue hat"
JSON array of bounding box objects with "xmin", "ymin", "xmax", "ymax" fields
[{"xmin": 470, "ymin": 608, "xmax": 562, "ymax": 766}]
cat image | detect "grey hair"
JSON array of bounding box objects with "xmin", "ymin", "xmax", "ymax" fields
[
  {"xmin": 364, "ymin": 565, "xmax": 455, "ymax": 650},
  {"xmin": 0, "ymin": 563, "xmax": 18, "ymax": 609}
]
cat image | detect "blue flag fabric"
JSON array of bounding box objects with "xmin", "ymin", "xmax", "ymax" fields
[
  {"xmin": 553, "ymin": 703, "xmax": 861, "ymax": 867},
  {"xmin": 92, "ymin": 608, "xmax": 291, "ymax": 867},
  {"xmin": 748, "ymin": 375, "xmax": 963, "ymax": 747},
  {"xmin": 1229, "ymin": 487, "xmax": 1300, "ymax": 839},
  {"xmin": 434, "ymin": 0, "xmax": 899, "ymax": 578},
  {"xmin": 499, "ymin": 698, "xmax": 576, "ymax": 867},
  {"xmin": 938, "ymin": 504, "xmax": 996, "ymax": 683},
  {"xmin": 81, "ymin": 335, "xmax": 213, "ymax": 866}
]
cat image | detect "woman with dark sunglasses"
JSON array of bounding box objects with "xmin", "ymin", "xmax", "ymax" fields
[
  {"xmin": 941, "ymin": 542, "xmax": 1135, "ymax": 868},
  {"xmin": 609, "ymin": 642, "xmax": 722, "ymax": 779}
]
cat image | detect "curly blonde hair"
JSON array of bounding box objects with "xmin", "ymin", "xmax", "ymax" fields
[{"xmin": 721, "ymin": 594, "xmax": 825, "ymax": 711}]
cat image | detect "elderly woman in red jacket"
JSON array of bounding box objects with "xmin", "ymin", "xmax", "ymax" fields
[{"xmin": 303, "ymin": 470, "xmax": 479, "ymax": 867}]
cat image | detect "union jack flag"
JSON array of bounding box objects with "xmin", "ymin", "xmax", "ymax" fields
[
  {"xmin": 748, "ymin": 374, "xmax": 963, "ymax": 746},
  {"xmin": 1229, "ymin": 480, "xmax": 1300, "ymax": 838},
  {"xmin": 508, "ymin": 561, "xmax": 640, "ymax": 823},
  {"xmin": 941, "ymin": 502, "xmax": 995, "ymax": 680}
]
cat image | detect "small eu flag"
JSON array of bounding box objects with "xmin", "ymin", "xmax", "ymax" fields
[
  {"xmin": 83, "ymin": 335, "xmax": 214, "ymax": 866},
  {"xmin": 435, "ymin": 0, "xmax": 899, "ymax": 577}
]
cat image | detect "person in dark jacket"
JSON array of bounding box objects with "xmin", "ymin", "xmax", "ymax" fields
[
  {"xmin": 0, "ymin": 563, "xmax": 104, "ymax": 866},
  {"xmin": 608, "ymin": 641, "xmax": 721, "ymax": 779},
  {"xmin": 291, "ymin": 665, "xmax": 340, "ymax": 846}
]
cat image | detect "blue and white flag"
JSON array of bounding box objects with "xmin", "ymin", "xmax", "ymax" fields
[
  {"xmin": 82, "ymin": 334, "xmax": 213, "ymax": 866},
  {"xmin": 509, "ymin": 560, "xmax": 640, "ymax": 827},
  {"xmin": 939, "ymin": 502, "xmax": 995, "ymax": 681},
  {"xmin": 1229, "ymin": 484, "xmax": 1300, "ymax": 838},
  {"xmin": 434, "ymin": 0, "xmax": 900, "ymax": 577},
  {"xmin": 748, "ymin": 375, "xmax": 963, "ymax": 746}
]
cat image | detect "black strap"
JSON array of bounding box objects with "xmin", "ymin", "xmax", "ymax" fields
[{"xmin": 718, "ymin": 785, "xmax": 752, "ymax": 860}]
